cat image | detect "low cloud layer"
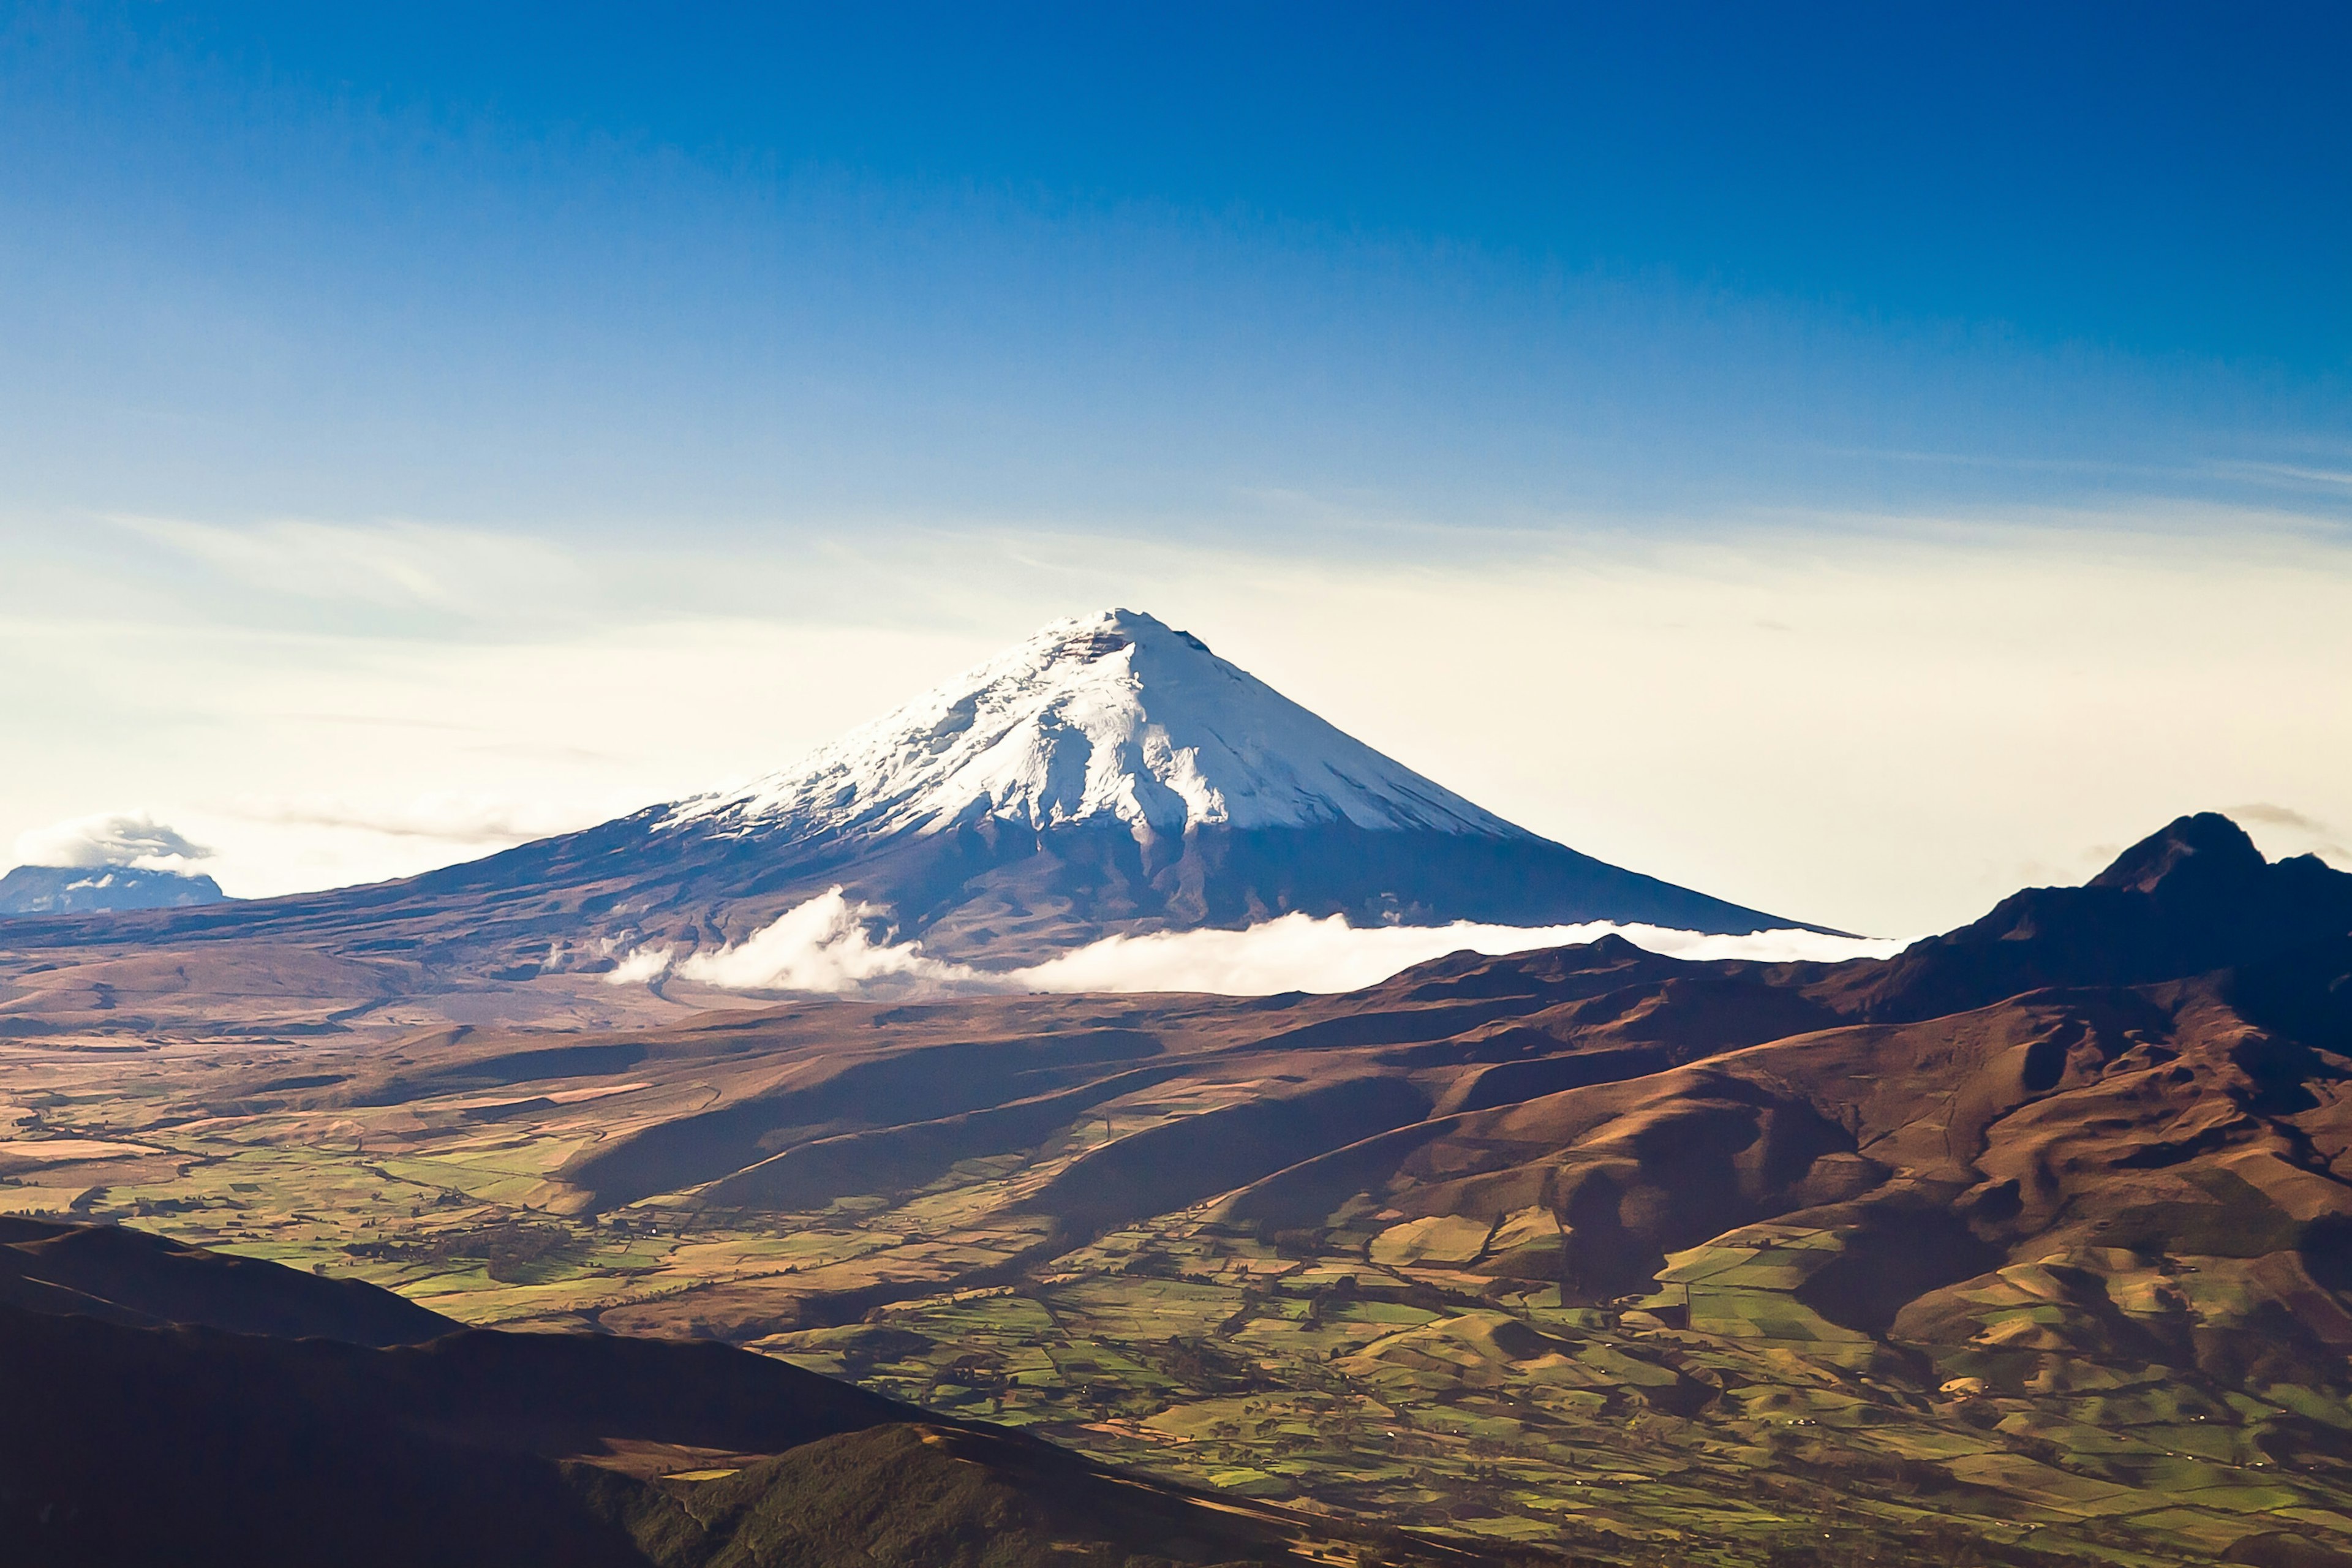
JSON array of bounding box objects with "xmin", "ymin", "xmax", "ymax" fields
[
  {"xmin": 1015, "ymin": 914, "xmax": 1904, "ymax": 995},
  {"xmin": 2226, "ymin": 802, "xmax": 2349, "ymax": 863},
  {"xmin": 671, "ymin": 889, "xmax": 969, "ymax": 992},
  {"xmin": 2228, "ymin": 802, "xmax": 2329, "ymax": 833},
  {"xmin": 621, "ymin": 891, "xmax": 1905, "ymax": 999},
  {"xmin": 11, "ymin": 810, "xmax": 213, "ymax": 870}
]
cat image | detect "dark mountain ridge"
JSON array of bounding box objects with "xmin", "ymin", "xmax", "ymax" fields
[
  {"xmin": 0, "ymin": 1214, "xmax": 446, "ymax": 1344},
  {"xmin": 1835, "ymin": 811, "xmax": 2352, "ymax": 1022}
]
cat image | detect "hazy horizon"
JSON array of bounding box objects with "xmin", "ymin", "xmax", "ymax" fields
[{"xmin": 6, "ymin": 4, "xmax": 2348, "ymax": 936}]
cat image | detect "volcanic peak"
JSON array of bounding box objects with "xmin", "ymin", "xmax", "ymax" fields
[
  {"xmin": 2087, "ymin": 809, "xmax": 2272, "ymax": 899},
  {"xmin": 665, "ymin": 609, "xmax": 1531, "ymax": 847}
]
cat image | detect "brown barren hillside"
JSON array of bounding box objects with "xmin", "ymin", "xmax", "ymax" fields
[{"xmin": 1, "ymin": 813, "xmax": 2348, "ymax": 1564}]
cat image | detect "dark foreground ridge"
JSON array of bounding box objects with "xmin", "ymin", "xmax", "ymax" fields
[{"xmin": 0, "ymin": 1214, "xmax": 1533, "ymax": 1568}]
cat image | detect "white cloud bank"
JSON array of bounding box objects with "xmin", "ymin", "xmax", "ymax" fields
[
  {"xmin": 669, "ymin": 889, "xmax": 971, "ymax": 992},
  {"xmin": 620, "ymin": 888, "xmax": 1905, "ymax": 998},
  {"xmin": 1013, "ymin": 913, "xmax": 1903, "ymax": 994},
  {"xmin": 11, "ymin": 810, "xmax": 213, "ymax": 870}
]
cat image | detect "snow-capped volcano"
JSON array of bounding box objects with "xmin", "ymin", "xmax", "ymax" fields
[
  {"xmin": 25, "ymin": 609, "xmax": 1824, "ymax": 971},
  {"xmin": 668, "ymin": 609, "xmax": 1525, "ymax": 846}
]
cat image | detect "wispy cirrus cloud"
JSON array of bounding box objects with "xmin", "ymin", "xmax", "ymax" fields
[
  {"xmin": 2207, "ymin": 460, "xmax": 2352, "ymax": 494},
  {"xmin": 2228, "ymin": 802, "xmax": 2329, "ymax": 834},
  {"xmin": 108, "ymin": 514, "xmax": 589, "ymax": 619},
  {"xmin": 2226, "ymin": 803, "xmax": 2350, "ymax": 863},
  {"xmin": 228, "ymin": 792, "xmax": 605, "ymax": 846}
]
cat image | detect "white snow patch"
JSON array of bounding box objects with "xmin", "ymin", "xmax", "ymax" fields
[
  {"xmin": 617, "ymin": 894, "xmax": 1905, "ymax": 999},
  {"xmin": 663, "ymin": 609, "xmax": 1525, "ymax": 847}
]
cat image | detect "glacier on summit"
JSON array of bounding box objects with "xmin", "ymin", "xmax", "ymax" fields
[{"xmin": 665, "ymin": 609, "xmax": 1526, "ymax": 846}]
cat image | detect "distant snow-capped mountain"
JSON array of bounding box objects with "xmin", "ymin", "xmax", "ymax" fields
[
  {"xmin": 0, "ymin": 864, "xmax": 225, "ymax": 916},
  {"xmin": 11, "ymin": 609, "xmax": 1825, "ymax": 970}
]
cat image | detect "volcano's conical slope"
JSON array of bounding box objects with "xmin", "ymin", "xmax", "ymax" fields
[{"xmin": 11, "ymin": 610, "xmax": 1822, "ymax": 971}]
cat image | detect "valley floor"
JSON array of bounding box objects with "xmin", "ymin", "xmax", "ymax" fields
[{"xmin": 4, "ymin": 1022, "xmax": 2340, "ymax": 1568}]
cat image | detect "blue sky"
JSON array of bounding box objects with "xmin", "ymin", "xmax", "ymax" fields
[
  {"xmin": 4, "ymin": 3, "xmax": 2350, "ymax": 931},
  {"xmin": 8, "ymin": 1, "xmax": 2349, "ymax": 529}
]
